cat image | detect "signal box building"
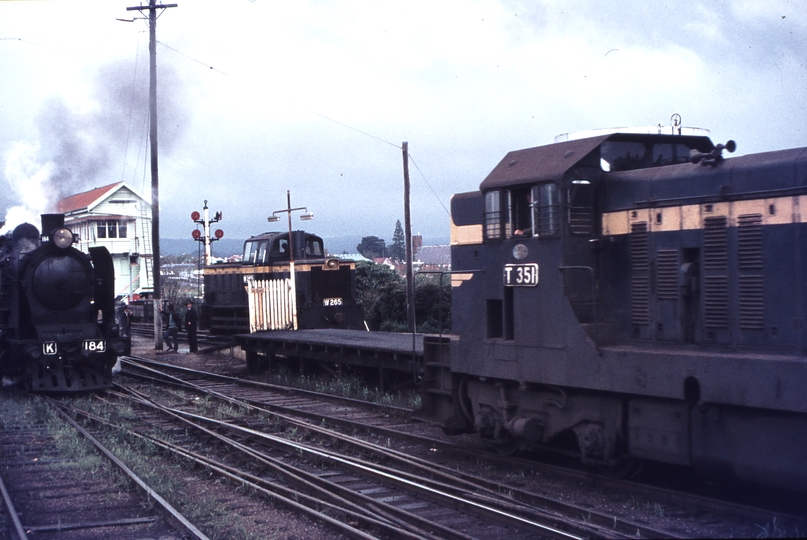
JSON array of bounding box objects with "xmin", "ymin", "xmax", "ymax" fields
[{"xmin": 57, "ymin": 182, "xmax": 153, "ymax": 300}]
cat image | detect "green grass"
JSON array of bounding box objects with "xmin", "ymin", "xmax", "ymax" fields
[{"xmin": 254, "ymin": 364, "xmax": 421, "ymax": 410}]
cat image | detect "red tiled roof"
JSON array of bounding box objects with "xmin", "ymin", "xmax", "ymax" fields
[{"xmin": 56, "ymin": 182, "xmax": 123, "ymax": 213}]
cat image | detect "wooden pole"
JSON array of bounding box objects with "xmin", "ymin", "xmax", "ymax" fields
[
  {"xmin": 403, "ymin": 142, "xmax": 415, "ymax": 333},
  {"xmin": 126, "ymin": 1, "xmax": 177, "ymax": 349}
]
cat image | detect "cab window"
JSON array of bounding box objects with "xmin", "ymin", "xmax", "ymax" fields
[
  {"xmin": 509, "ymin": 187, "xmax": 532, "ymax": 237},
  {"xmin": 483, "ymin": 191, "xmax": 503, "ymax": 240},
  {"xmin": 305, "ymin": 237, "xmax": 323, "ymax": 257},
  {"xmin": 256, "ymin": 241, "xmax": 269, "ymax": 264},
  {"xmin": 243, "ymin": 241, "xmax": 257, "ymax": 264},
  {"xmin": 271, "ymin": 239, "xmax": 289, "ymax": 259},
  {"xmin": 568, "ymin": 179, "xmax": 593, "ymax": 235},
  {"xmin": 532, "ymin": 183, "xmax": 559, "ymax": 237}
]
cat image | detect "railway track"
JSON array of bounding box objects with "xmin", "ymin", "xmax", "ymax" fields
[
  {"xmin": 129, "ymin": 323, "xmax": 235, "ymax": 353},
  {"xmin": 116, "ymin": 356, "xmax": 804, "ymax": 538},
  {"xmin": 0, "ymin": 391, "xmax": 206, "ymax": 540},
  {"xmin": 63, "ymin": 381, "xmax": 618, "ymax": 539}
]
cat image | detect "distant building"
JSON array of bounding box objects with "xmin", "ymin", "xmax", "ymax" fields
[
  {"xmin": 57, "ymin": 182, "xmax": 153, "ymax": 300},
  {"xmin": 331, "ymin": 253, "xmax": 371, "ymax": 262},
  {"xmin": 412, "ymin": 234, "xmax": 423, "ymax": 254},
  {"xmin": 415, "ymin": 245, "xmax": 451, "ymax": 272}
]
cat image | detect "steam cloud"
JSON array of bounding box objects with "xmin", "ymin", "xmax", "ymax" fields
[{"xmin": 1, "ymin": 59, "xmax": 190, "ymax": 234}]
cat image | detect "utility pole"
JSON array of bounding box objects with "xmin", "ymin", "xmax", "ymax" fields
[
  {"xmin": 126, "ymin": 0, "xmax": 177, "ymax": 350},
  {"xmin": 402, "ymin": 142, "xmax": 415, "ymax": 333}
]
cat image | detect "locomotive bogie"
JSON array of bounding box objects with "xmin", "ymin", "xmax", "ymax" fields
[{"xmin": 465, "ymin": 378, "xmax": 625, "ymax": 464}]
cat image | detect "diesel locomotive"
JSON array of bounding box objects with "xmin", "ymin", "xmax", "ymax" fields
[
  {"xmin": 419, "ymin": 128, "xmax": 807, "ymax": 492},
  {"xmin": 201, "ymin": 229, "xmax": 364, "ymax": 335},
  {"xmin": 0, "ymin": 214, "xmax": 130, "ymax": 391}
]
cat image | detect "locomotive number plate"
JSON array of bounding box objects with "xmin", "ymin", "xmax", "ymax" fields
[
  {"xmin": 503, "ymin": 263, "xmax": 539, "ymax": 287},
  {"xmin": 322, "ymin": 297, "xmax": 343, "ymax": 307},
  {"xmin": 43, "ymin": 342, "xmax": 57, "ymax": 355},
  {"xmin": 83, "ymin": 339, "xmax": 106, "ymax": 352}
]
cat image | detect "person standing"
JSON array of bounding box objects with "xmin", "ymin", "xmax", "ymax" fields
[
  {"xmin": 185, "ymin": 300, "xmax": 199, "ymax": 353},
  {"xmin": 162, "ymin": 303, "xmax": 180, "ymax": 352}
]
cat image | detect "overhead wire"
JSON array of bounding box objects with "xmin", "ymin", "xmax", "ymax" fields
[
  {"xmin": 140, "ymin": 39, "xmax": 451, "ymax": 217},
  {"xmin": 121, "ymin": 32, "xmax": 143, "ymax": 183}
]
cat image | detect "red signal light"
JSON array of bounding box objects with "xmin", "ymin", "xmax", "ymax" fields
[
  {"xmin": 214, "ymin": 229, "xmax": 224, "ymax": 239},
  {"xmin": 191, "ymin": 211, "xmax": 201, "ymax": 221},
  {"xmin": 192, "ymin": 229, "xmax": 201, "ymax": 239}
]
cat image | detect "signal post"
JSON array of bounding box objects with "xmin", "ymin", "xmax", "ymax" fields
[{"xmin": 191, "ymin": 200, "xmax": 223, "ymax": 266}]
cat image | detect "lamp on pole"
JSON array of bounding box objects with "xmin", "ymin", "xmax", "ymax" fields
[{"xmin": 267, "ymin": 190, "xmax": 313, "ymax": 330}]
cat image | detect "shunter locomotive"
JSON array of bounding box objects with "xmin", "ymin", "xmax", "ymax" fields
[
  {"xmin": 419, "ymin": 127, "xmax": 807, "ymax": 492},
  {"xmin": 0, "ymin": 214, "xmax": 130, "ymax": 391},
  {"xmin": 201, "ymin": 230, "xmax": 364, "ymax": 334}
]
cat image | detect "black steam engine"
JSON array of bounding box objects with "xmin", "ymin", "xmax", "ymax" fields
[
  {"xmin": 201, "ymin": 230, "xmax": 364, "ymax": 334},
  {"xmin": 0, "ymin": 214, "xmax": 129, "ymax": 391},
  {"xmin": 420, "ymin": 129, "xmax": 807, "ymax": 492}
]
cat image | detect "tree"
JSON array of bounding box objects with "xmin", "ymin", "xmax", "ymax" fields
[
  {"xmin": 355, "ymin": 261, "xmax": 451, "ymax": 333},
  {"xmin": 389, "ymin": 220, "xmax": 406, "ymax": 261},
  {"xmin": 356, "ymin": 236, "xmax": 387, "ymax": 260}
]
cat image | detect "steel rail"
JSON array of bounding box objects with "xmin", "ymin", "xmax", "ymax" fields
[
  {"xmin": 65, "ymin": 401, "xmax": 442, "ymax": 540},
  {"xmin": 114, "ymin": 383, "xmax": 605, "ymax": 540},
  {"xmin": 120, "ymin": 357, "xmax": 675, "ymax": 538},
  {"xmin": 125, "ymin": 353, "xmax": 800, "ymax": 535},
  {"xmin": 0, "ymin": 470, "xmax": 28, "ymax": 540},
  {"xmin": 44, "ymin": 398, "xmax": 211, "ymax": 540},
  {"xmin": 121, "ymin": 355, "xmax": 411, "ymax": 415},
  {"xmin": 109, "ymin": 385, "xmax": 496, "ymax": 540}
]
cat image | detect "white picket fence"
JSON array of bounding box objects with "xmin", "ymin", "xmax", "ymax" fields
[{"xmin": 246, "ymin": 278, "xmax": 295, "ymax": 332}]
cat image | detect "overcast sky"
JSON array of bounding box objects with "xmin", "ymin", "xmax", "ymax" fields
[{"xmin": 1, "ymin": 0, "xmax": 805, "ymax": 245}]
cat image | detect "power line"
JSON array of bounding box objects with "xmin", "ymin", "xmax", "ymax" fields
[
  {"xmin": 304, "ymin": 109, "xmax": 401, "ymax": 150},
  {"xmin": 157, "ymin": 40, "xmax": 228, "ymax": 75},
  {"xmin": 408, "ymin": 154, "xmax": 450, "ymax": 216}
]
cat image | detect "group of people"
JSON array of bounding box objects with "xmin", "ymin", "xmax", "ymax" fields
[{"xmin": 162, "ymin": 300, "xmax": 199, "ymax": 353}]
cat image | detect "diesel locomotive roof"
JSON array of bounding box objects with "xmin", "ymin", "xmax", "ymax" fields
[
  {"xmin": 479, "ymin": 133, "xmax": 715, "ymax": 190},
  {"xmin": 245, "ymin": 230, "xmax": 321, "ymax": 242},
  {"xmin": 602, "ymin": 145, "xmax": 807, "ymax": 211}
]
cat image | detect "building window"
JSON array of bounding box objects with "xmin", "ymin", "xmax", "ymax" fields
[{"xmin": 98, "ymin": 220, "xmax": 128, "ymax": 239}]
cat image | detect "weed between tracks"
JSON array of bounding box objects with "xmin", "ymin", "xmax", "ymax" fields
[
  {"xmin": 253, "ymin": 364, "xmax": 421, "ymax": 410},
  {"xmin": 0, "ymin": 389, "xmax": 293, "ymax": 540}
]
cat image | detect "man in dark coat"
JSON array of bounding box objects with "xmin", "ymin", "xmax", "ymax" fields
[
  {"xmin": 162, "ymin": 303, "xmax": 181, "ymax": 352},
  {"xmin": 185, "ymin": 300, "xmax": 199, "ymax": 353}
]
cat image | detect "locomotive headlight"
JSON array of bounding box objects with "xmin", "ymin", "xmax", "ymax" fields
[{"xmin": 51, "ymin": 228, "xmax": 74, "ymax": 249}]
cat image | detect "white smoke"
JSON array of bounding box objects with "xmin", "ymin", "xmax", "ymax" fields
[
  {"xmin": 0, "ymin": 141, "xmax": 56, "ymax": 235},
  {"xmin": 1, "ymin": 59, "xmax": 190, "ymax": 236}
]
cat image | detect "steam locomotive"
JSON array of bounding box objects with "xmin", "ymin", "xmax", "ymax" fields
[
  {"xmin": 420, "ymin": 128, "xmax": 807, "ymax": 492},
  {"xmin": 201, "ymin": 230, "xmax": 364, "ymax": 334},
  {"xmin": 0, "ymin": 214, "xmax": 130, "ymax": 391}
]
